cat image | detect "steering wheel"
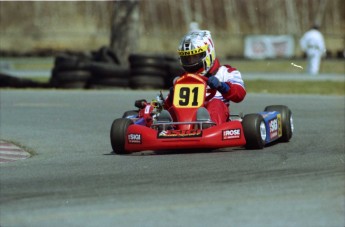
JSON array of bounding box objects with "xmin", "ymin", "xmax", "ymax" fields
[{"xmin": 199, "ymin": 75, "xmax": 217, "ymax": 101}]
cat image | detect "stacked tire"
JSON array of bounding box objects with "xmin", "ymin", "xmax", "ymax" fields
[
  {"xmin": 129, "ymin": 54, "xmax": 185, "ymax": 89},
  {"xmin": 50, "ymin": 46, "xmax": 129, "ymax": 89},
  {"xmin": 129, "ymin": 54, "xmax": 166, "ymax": 89},
  {"xmin": 50, "ymin": 53, "xmax": 92, "ymax": 88},
  {"xmin": 87, "ymin": 47, "xmax": 129, "ymax": 89},
  {"xmin": 165, "ymin": 60, "xmax": 185, "ymax": 88},
  {"xmin": 50, "ymin": 49, "xmax": 185, "ymax": 89},
  {"xmin": 0, "ymin": 73, "xmax": 47, "ymax": 88},
  {"xmin": 86, "ymin": 62, "xmax": 129, "ymax": 89}
]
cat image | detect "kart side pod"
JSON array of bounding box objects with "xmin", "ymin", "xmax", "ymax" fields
[{"xmin": 124, "ymin": 121, "xmax": 246, "ymax": 152}]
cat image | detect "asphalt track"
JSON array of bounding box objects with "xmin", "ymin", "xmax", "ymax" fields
[{"xmin": 0, "ymin": 89, "xmax": 344, "ymax": 227}]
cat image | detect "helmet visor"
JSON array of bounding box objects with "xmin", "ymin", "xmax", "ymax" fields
[{"xmin": 180, "ymin": 52, "xmax": 206, "ymax": 66}]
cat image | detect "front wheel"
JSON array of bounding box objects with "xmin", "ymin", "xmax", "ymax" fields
[
  {"xmin": 242, "ymin": 114, "xmax": 267, "ymax": 149},
  {"xmin": 264, "ymin": 105, "xmax": 293, "ymax": 142},
  {"xmin": 110, "ymin": 118, "xmax": 133, "ymax": 154}
]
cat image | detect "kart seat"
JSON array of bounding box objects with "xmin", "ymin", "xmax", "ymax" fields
[
  {"xmin": 196, "ymin": 107, "xmax": 211, "ymax": 121},
  {"xmin": 196, "ymin": 107, "xmax": 213, "ymax": 129},
  {"xmin": 156, "ymin": 110, "xmax": 173, "ymax": 122},
  {"xmin": 156, "ymin": 110, "xmax": 173, "ymax": 130}
]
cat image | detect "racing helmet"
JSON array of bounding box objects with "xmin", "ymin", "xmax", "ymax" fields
[{"xmin": 178, "ymin": 30, "xmax": 216, "ymax": 76}]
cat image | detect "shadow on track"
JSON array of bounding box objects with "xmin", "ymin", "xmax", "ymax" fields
[{"xmin": 104, "ymin": 147, "xmax": 247, "ymax": 156}]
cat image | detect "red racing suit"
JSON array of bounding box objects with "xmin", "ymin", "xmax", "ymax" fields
[{"xmin": 165, "ymin": 58, "xmax": 246, "ymax": 125}]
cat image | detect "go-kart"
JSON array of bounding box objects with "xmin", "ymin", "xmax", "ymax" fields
[{"xmin": 110, "ymin": 73, "xmax": 293, "ymax": 154}]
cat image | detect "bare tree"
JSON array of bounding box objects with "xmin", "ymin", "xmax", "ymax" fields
[
  {"xmin": 314, "ymin": 0, "xmax": 328, "ymax": 27},
  {"xmin": 110, "ymin": 0, "xmax": 139, "ymax": 66}
]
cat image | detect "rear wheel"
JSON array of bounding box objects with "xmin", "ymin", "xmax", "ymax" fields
[
  {"xmin": 264, "ymin": 105, "xmax": 293, "ymax": 142},
  {"xmin": 242, "ymin": 114, "xmax": 267, "ymax": 149},
  {"xmin": 110, "ymin": 118, "xmax": 133, "ymax": 154}
]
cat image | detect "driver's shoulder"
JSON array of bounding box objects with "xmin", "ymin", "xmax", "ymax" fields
[{"xmin": 216, "ymin": 65, "xmax": 241, "ymax": 79}]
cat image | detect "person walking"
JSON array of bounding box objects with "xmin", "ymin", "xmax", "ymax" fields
[{"xmin": 300, "ymin": 25, "xmax": 326, "ymax": 75}]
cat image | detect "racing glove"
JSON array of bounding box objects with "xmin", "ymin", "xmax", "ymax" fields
[{"xmin": 207, "ymin": 76, "xmax": 230, "ymax": 94}]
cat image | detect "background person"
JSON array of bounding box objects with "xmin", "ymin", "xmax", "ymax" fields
[{"xmin": 299, "ymin": 25, "xmax": 326, "ymax": 75}]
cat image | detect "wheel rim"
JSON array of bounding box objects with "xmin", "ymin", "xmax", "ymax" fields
[
  {"xmin": 290, "ymin": 114, "xmax": 294, "ymax": 133},
  {"xmin": 260, "ymin": 121, "xmax": 267, "ymax": 141}
]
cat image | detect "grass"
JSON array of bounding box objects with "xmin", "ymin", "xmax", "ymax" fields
[
  {"xmin": 2, "ymin": 57, "xmax": 344, "ymax": 74},
  {"xmin": 0, "ymin": 57, "xmax": 54, "ymax": 70},
  {"xmin": 20, "ymin": 79, "xmax": 345, "ymax": 96},
  {"xmin": 246, "ymin": 80, "xmax": 345, "ymax": 95},
  {"xmin": 29, "ymin": 77, "xmax": 50, "ymax": 83},
  {"xmin": 1, "ymin": 58, "xmax": 344, "ymax": 95},
  {"xmin": 224, "ymin": 59, "xmax": 345, "ymax": 74}
]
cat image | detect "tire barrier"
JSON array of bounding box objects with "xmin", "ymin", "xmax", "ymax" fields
[
  {"xmin": 86, "ymin": 63, "xmax": 130, "ymax": 89},
  {"xmin": 0, "ymin": 73, "xmax": 48, "ymax": 88},
  {"xmin": 51, "ymin": 51, "xmax": 185, "ymax": 89},
  {"xmin": 50, "ymin": 69, "xmax": 92, "ymax": 89},
  {"xmin": 92, "ymin": 46, "xmax": 121, "ymax": 64},
  {"xmin": 129, "ymin": 53, "xmax": 185, "ymax": 89},
  {"xmin": 165, "ymin": 61, "xmax": 185, "ymax": 87},
  {"xmin": 1, "ymin": 46, "xmax": 185, "ymax": 89},
  {"xmin": 129, "ymin": 54, "xmax": 166, "ymax": 89},
  {"xmin": 51, "ymin": 46, "xmax": 127, "ymax": 89}
]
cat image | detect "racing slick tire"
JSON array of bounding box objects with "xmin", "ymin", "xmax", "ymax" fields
[
  {"xmin": 264, "ymin": 105, "xmax": 293, "ymax": 142},
  {"xmin": 242, "ymin": 114, "xmax": 267, "ymax": 149},
  {"xmin": 110, "ymin": 118, "xmax": 133, "ymax": 154}
]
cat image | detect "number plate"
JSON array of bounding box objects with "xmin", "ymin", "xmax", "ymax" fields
[{"xmin": 173, "ymin": 84, "xmax": 205, "ymax": 108}]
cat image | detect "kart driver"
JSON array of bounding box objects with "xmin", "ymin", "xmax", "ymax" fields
[{"xmin": 164, "ymin": 30, "xmax": 246, "ymax": 125}]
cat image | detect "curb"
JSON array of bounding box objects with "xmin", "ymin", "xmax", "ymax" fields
[{"xmin": 0, "ymin": 140, "xmax": 31, "ymax": 164}]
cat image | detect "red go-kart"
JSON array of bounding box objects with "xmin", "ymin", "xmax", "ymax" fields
[{"xmin": 110, "ymin": 73, "xmax": 293, "ymax": 154}]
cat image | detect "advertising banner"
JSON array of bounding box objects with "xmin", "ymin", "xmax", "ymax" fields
[{"xmin": 244, "ymin": 35, "xmax": 295, "ymax": 59}]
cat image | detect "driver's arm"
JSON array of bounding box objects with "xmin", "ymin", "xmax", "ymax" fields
[
  {"xmin": 222, "ymin": 81, "xmax": 246, "ymax": 103},
  {"xmin": 221, "ymin": 69, "xmax": 246, "ymax": 103}
]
